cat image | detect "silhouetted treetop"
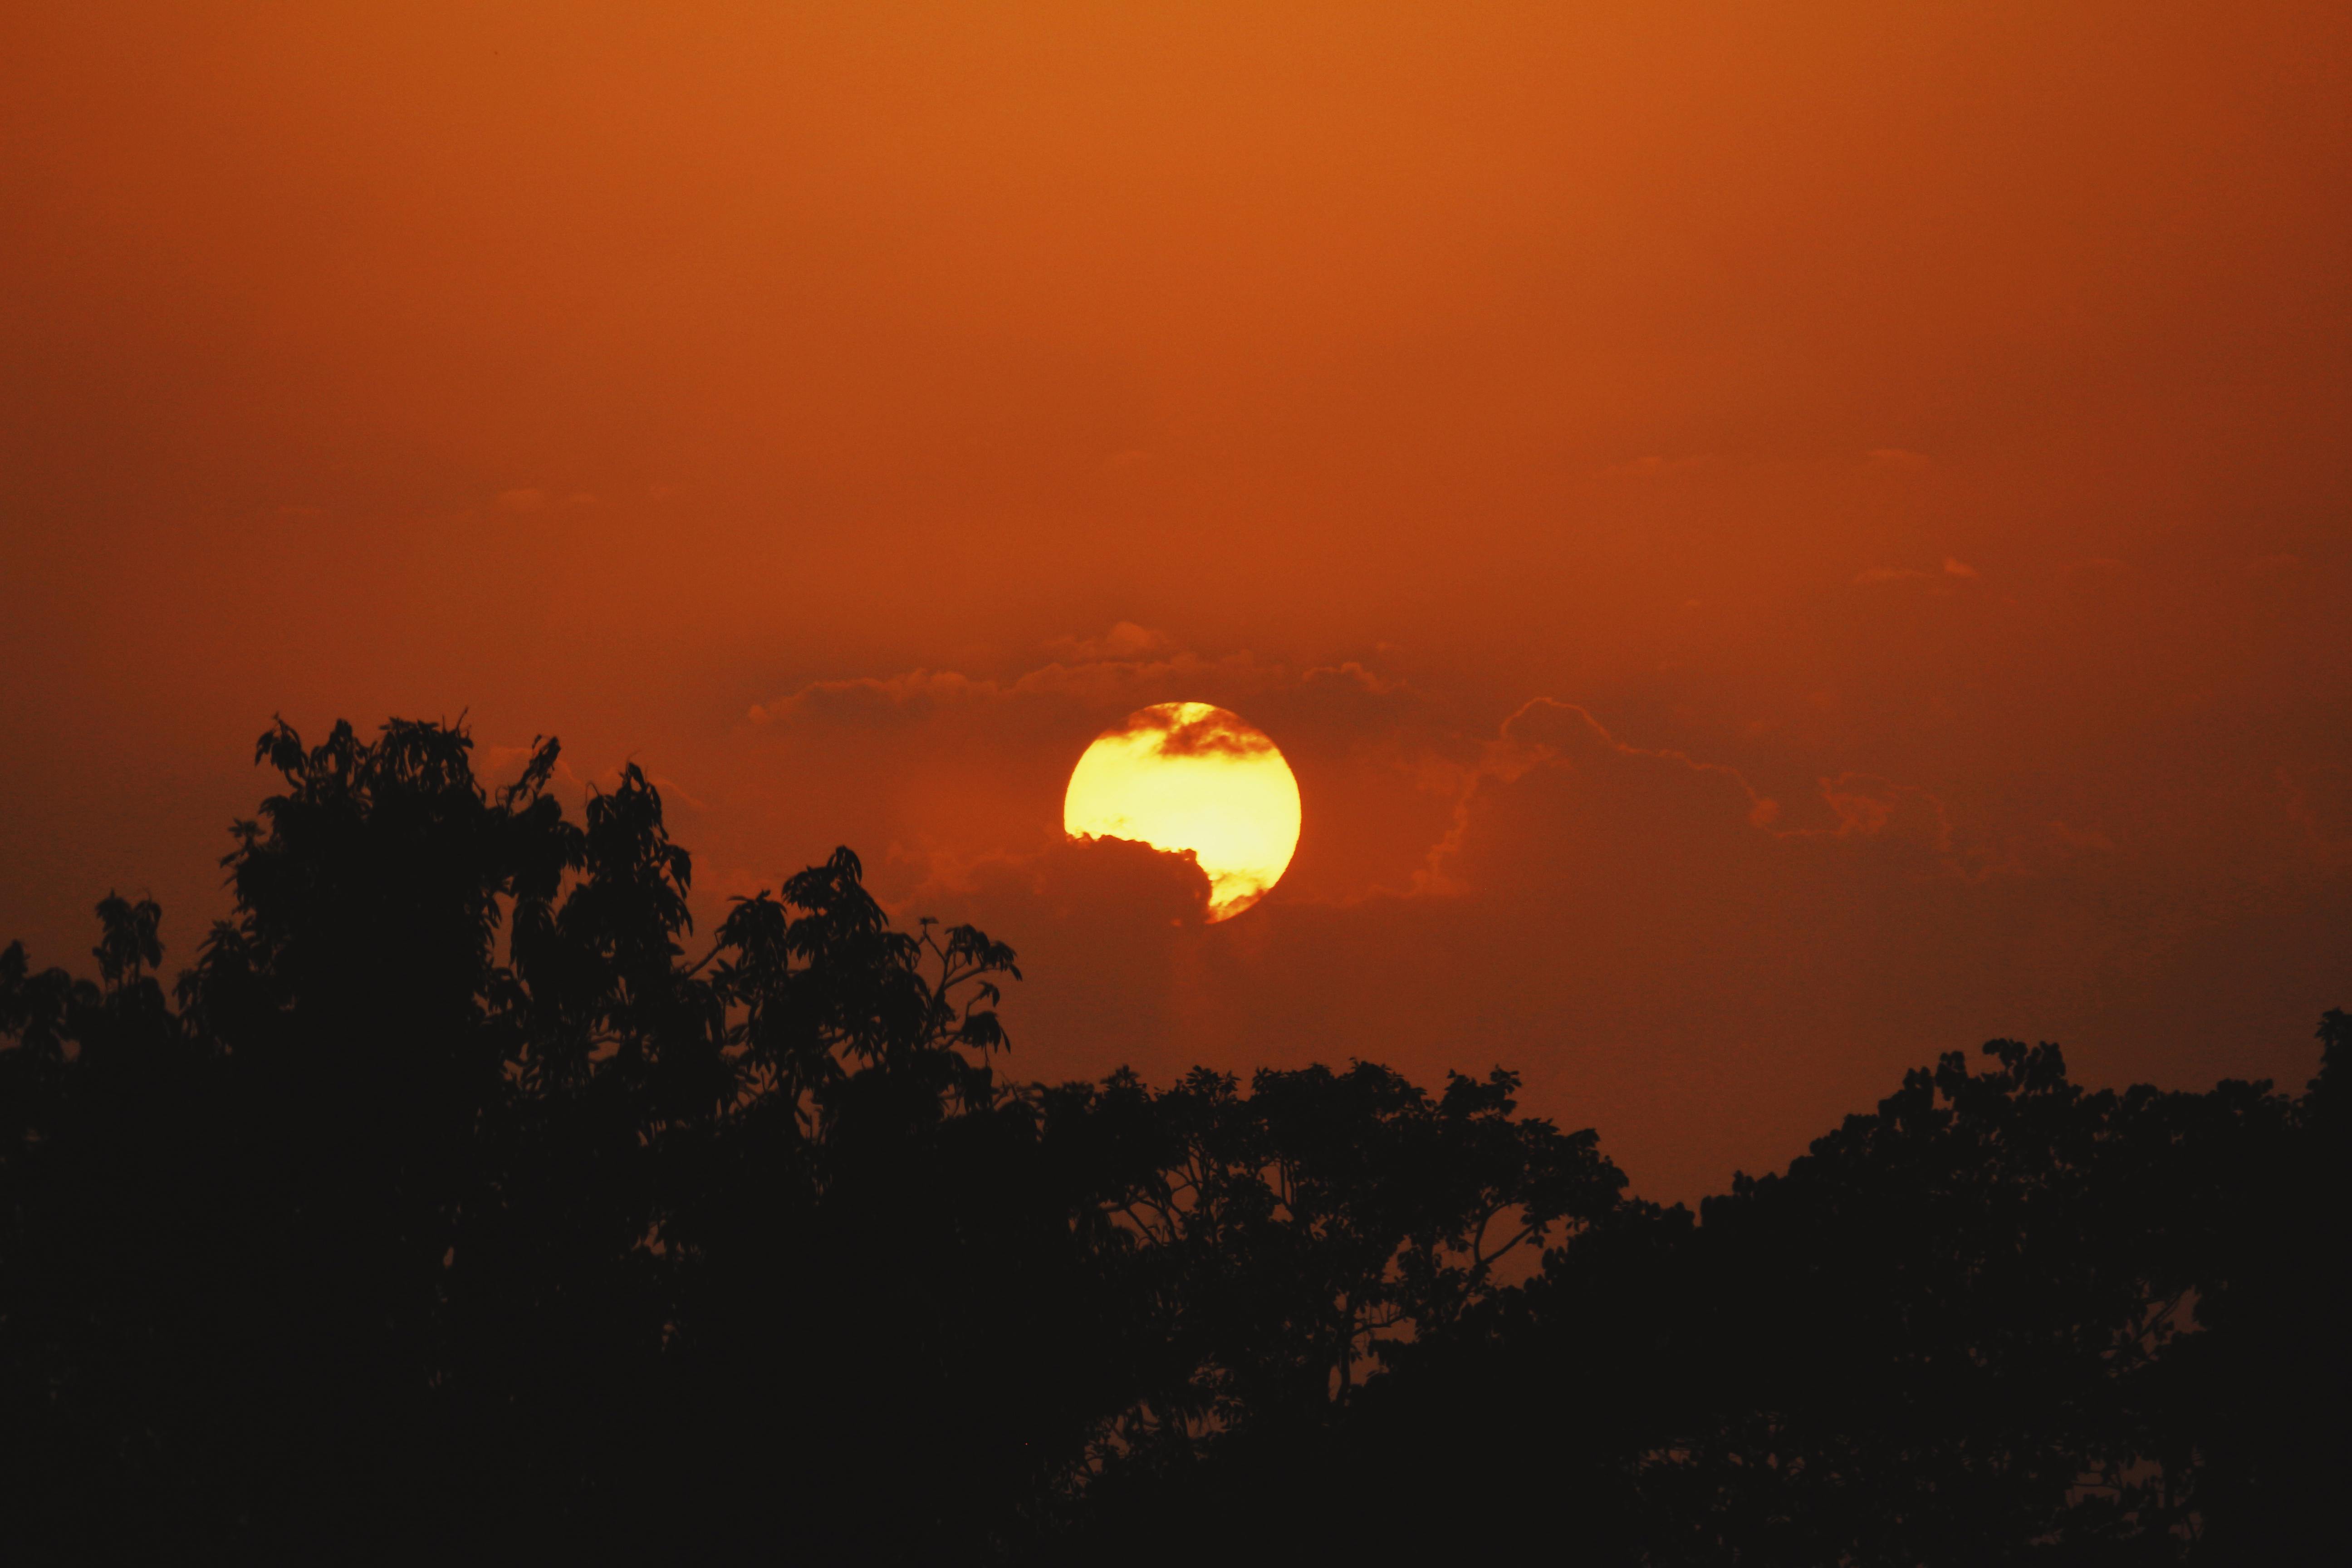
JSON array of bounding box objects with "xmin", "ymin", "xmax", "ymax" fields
[{"xmin": 2, "ymin": 715, "xmax": 2341, "ymax": 1564}]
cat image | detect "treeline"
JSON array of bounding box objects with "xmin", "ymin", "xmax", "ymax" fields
[{"xmin": 0, "ymin": 720, "xmax": 2341, "ymax": 1563}]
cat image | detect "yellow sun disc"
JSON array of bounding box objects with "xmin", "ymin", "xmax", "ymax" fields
[{"xmin": 1063, "ymin": 701, "xmax": 1302, "ymax": 921}]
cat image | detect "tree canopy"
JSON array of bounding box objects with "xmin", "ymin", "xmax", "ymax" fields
[{"xmin": 1, "ymin": 718, "xmax": 2341, "ymax": 1563}]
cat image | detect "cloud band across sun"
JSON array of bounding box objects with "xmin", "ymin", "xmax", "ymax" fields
[{"xmin": 1063, "ymin": 702, "xmax": 1301, "ymax": 921}]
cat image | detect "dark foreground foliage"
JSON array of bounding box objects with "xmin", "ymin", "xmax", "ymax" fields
[{"xmin": 1, "ymin": 719, "xmax": 2342, "ymax": 1564}]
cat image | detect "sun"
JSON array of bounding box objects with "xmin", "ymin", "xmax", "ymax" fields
[{"xmin": 1063, "ymin": 702, "xmax": 1302, "ymax": 921}]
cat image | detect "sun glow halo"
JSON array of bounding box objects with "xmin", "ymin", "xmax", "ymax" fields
[{"xmin": 1062, "ymin": 702, "xmax": 1302, "ymax": 921}]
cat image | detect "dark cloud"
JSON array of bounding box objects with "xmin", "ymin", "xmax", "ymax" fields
[
  {"xmin": 1113, "ymin": 703, "xmax": 1276, "ymax": 760},
  {"xmin": 849, "ymin": 684, "xmax": 2351, "ymax": 1202}
]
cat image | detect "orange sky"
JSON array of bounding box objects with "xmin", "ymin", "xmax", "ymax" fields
[{"xmin": 5, "ymin": 1, "xmax": 2347, "ymax": 1200}]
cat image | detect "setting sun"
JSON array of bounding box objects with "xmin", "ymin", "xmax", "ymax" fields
[{"xmin": 1063, "ymin": 702, "xmax": 1302, "ymax": 921}]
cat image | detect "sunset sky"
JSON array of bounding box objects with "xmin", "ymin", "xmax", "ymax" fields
[{"xmin": 5, "ymin": 1, "xmax": 2347, "ymax": 1200}]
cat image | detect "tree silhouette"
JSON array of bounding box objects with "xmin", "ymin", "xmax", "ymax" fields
[
  {"xmin": 1092, "ymin": 1036, "xmax": 2342, "ymax": 1565},
  {"xmin": 1059, "ymin": 1062, "xmax": 1622, "ymax": 1467},
  {"xmin": 0, "ymin": 719, "xmax": 1076, "ymax": 1559},
  {"xmin": 2, "ymin": 715, "xmax": 2341, "ymax": 1563}
]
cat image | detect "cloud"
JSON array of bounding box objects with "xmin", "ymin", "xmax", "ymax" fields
[
  {"xmin": 1413, "ymin": 699, "xmax": 1780, "ymax": 897},
  {"xmin": 892, "ymin": 835, "xmax": 1230, "ymax": 1083},
  {"xmin": 745, "ymin": 669, "xmax": 999, "ymax": 728},
  {"xmin": 1410, "ymin": 699, "xmax": 2112, "ymax": 906},
  {"xmin": 1044, "ymin": 620, "xmax": 1171, "ymax": 663},
  {"xmin": 688, "ymin": 635, "xmax": 2352, "ymax": 1207},
  {"xmin": 911, "ymin": 833, "xmax": 1213, "ymax": 927},
  {"xmin": 1106, "ymin": 702, "xmax": 1276, "ymax": 760},
  {"xmin": 721, "ymin": 629, "xmax": 1443, "ymax": 921},
  {"xmin": 740, "ymin": 627, "xmax": 1425, "ymax": 755},
  {"xmin": 1805, "ymin": 771, "xmax": 1956, "ymax": 852}
]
